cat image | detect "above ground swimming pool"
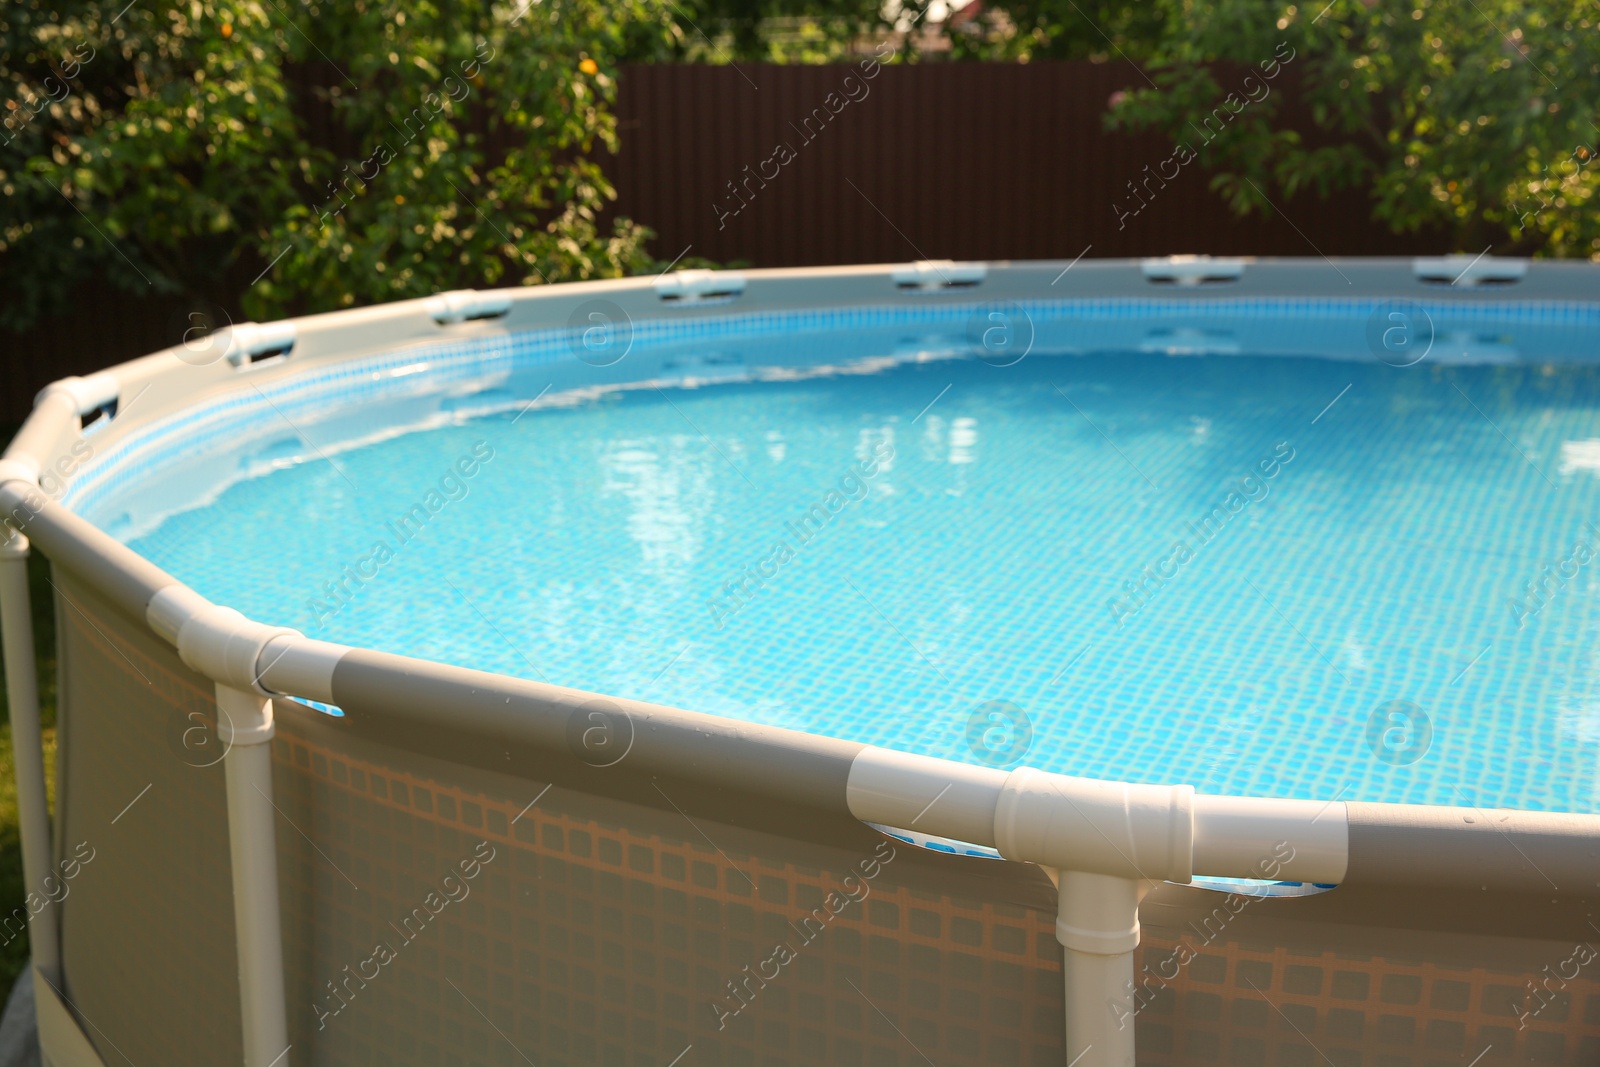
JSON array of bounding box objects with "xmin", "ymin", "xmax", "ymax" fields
[
  {"xmin": 6, "ymin": 258, "xmax": 1600, "ymax": 1067},
  {"xmin": 74, "ymin": 271, "xmax": 1600, "ymax": 815}
]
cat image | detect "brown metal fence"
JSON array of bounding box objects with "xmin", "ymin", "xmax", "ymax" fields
[
  {"xmin": 607, "ymin": 62, "xmax": 1449, "ymax": 268},
  {"xmin": 2, "ymin": 62, "xmax": 1452, "ymax": 424}
]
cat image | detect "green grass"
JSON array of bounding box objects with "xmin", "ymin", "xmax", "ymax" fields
[
  {"xmin": 0, "ymin": 718, "xmax": 57, "ymax": 993},
  {"xmin": 0, "ymin": 424, "xmax": 61, "ymax": 993}
]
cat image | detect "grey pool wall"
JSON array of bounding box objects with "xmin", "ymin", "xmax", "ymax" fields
[{"xmin": 2, "ymin": 256, "xmax": 1599, "ymax": 1067}]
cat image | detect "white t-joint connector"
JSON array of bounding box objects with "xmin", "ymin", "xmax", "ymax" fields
[
  {"xmin": 994, "ymin": 768, "xmax": 1195, "ymax": 882},
  {"xmin": 148, "ymin": 586, "xmax": 300, "ymax": 694},
  {"xmin": 221, "ymin": 322, "xmax": 297, "ymax": 366},
  {"xmin": 1056, "ymin": 871, "xmax": 1151, "ymax": 956},
  {"xmin": 0, "ymin": 458, "xmax": 42, "ymax": 489},
  {"xmin": 428, "ymin": 290, "xmax": 512, "ymax": 324},
  {"xmin": 217, "ymin": 684, "xmax": 275, "ymax": 746},
  {"xmin": 35, "ymin": 372, "xmax": 119, "ymax": 416},
  {"xmin": 1056, "ymin": 871, "xmax": 1149, "ymax": 1067}
]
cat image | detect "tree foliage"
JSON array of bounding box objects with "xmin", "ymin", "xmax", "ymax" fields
[
  {"xmin": 0, "ymin": 0, "xmax": 676, "ymax": 332},
  {"xmin": 652, "ymin": 0, "xmax": 1600, "ymax": 254},
  {"xmin": 616, "ymin": 0, "xmax": 890, "ymax": 63},
  {"xmin": 5, "ymin": 0, "xmax": 1595, "ymax": 339},
  {"xmin": 971, "ymin": 0, "xmax": 1600, "ymax": 254},
  {"xmin": 939, "ymin": 0, "xmax": 1162, "ymax": 63}
]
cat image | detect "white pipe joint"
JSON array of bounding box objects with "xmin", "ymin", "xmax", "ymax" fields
[
  {"xmin": 1057, "ymin": 872, "xmax": 1148, "ymax": 1067},
  {"xmin": 0, "ymin": 458, "xmax": 40, "ymax": 489},
  {"xmin": 1413, "ymin": 254, "xmax": 1527, "ymax": 286},
  {"xmin": 845, "ymin": 748, "xmax": 1348, "ymax": 884},
  {"xmin": 428, "ymin": 289, "xmax": 513, "ymax": 324},
  {"xmin": 221, "ymin": 321, "xmax": 298, "ymax": 366},
  {"xmin": 846, "ymin": 747, "xmax": 1008, "ymax": 847},
  {"xmin": 35, "ymin": 372, "xmax": 119, "ymax": 416},
  {"xmin": 994, "ymin": 768, "xmax": 1195, "ymax": 884},
  {"xmin": 256, "ymin": 634, "xmax": 347, "ymax": 704},
  {"xmin": 654, "ymin": 269, "xmax": 747, "ymax": 304},
  {"xmin": 147, "ymin": 585, "xmax": 300, "ymax": 695},
  {"xmin": 1056, "ymin": 870, "xmax": 1151, "ymax": 956},
  {"xmin": 1140, "ymin": 255, "xmax": 1246, "ymax": 286},
  {"xmin": 891, "ymin": 260, "xmax": 987, "ymax": 290},
  {"xmin": 843, "ymin": 746, "xmax": 1349, "ymax": 1067},
  {"xmin": 216, "ymin": 682, "xmax": 275, "ymax": 746}
]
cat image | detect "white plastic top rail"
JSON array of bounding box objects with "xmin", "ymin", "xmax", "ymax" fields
[
  {"xmin": 892, "ymin": 259, "xmax": 987, "ymax": 290},
  {"xmin": 1413, "ymin": 254, "xmax": 1528, "ymax": 286},
  {"xmin": 218, "ymin": 321, "xmax": 298, "ymax": 366},
  {"xmin": 1140, "ymin": 254, "xmax": 1247, "ymax": 285},
  {"xmin": 427, "ymin": 289, "xmax": 514, "ymax": 324},
  {"xmin": 653, "ymin": 269, "xmax": 746, "ymax": 305}
]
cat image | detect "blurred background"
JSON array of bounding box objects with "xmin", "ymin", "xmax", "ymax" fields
[
  {"xmin": 4, "ymin": 0, "xmax": 1598, "ymax": 421},
  {"xmin": 0, "ymin": 0, "xmax": 1597, "ymax": 989}
]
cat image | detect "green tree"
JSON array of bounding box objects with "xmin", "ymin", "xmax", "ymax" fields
[
  {"xmin": 619, "ymin": 0, "xmax": 887, "ymax": 64},
  {"xmin": 939, "ymin": 0, "xmax": 1164, "ymax": 63},
  {"xmin": 0, "ymin": 0, "xmax": 676, "ymax": 332},
  {"xmin": 1098, "ymin": 0, "xmax": 1600, "ymax": 255}
]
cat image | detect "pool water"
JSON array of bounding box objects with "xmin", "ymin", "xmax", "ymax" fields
[{"xmin": 128, "ymin": 350, "xmax": 1600, "ymax": 813}]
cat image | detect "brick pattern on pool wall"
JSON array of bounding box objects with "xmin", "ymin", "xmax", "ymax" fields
[{"xmin": 57, "ymin": 575, "xmax": 1600, "ymax": 1067}]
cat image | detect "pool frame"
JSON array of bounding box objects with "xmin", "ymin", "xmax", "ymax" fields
[{"xmin": 3, "ymin": 255, "xmax": 1599, "ymax": 1067}]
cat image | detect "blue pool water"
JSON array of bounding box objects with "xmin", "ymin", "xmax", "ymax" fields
[{"xmin": 125, "ymin": 344, "xmax": 1600, "ymax": 814}]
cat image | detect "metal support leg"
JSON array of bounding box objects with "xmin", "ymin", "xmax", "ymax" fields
[
  {"xmin": 0, "ymin": 530, "xmax": 61, "ymax": 984},
  {"xmin": 218, "ymin": 684, "xmax": 290, "ymax": 1067},
  {"xmin": 1057, "ymin": 870, "xmax": 1150, "ymax": 1067}
]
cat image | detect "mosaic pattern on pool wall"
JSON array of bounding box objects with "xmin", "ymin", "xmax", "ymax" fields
[
  {"xmin": 65, "ymin": 295, "xmax": 1600, "ymax": 529},
  {"xmin": 126, "ymin": 344, "xmax": 1600, "ymax": 814}
]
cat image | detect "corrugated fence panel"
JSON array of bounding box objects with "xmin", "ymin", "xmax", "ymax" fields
[
  {"xmin": 608, "ymin": 62, "xmax": 1448, "ymax": 267},
  {"xmin": 1, "ymin": 62, "xmax": 1453, "ymax": 426}
]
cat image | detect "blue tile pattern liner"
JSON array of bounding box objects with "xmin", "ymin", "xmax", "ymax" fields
[{"xmin": 69, "ymin": 296, "xmax": 1600, "ymax": 815}]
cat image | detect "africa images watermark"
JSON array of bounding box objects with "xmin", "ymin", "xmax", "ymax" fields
[
  {"xmin": 306, "ymin": 40, "xmax": 497, "ymax": 232},
  {"xmin": 710, "ymin": 839, "xmax": 897, "ymax": 1031},
  {"xmin": 1507, "ymin": 524, "xmax": 1598, "ymax": 629},
  {"xmin": 1510, "ymin": 138, "xmax": 1597, "ymax": 234},
  {"xmin": 965, "ymin": 699, "xmax": 1034, "ymax": 766},
  {"xmin": 1112, "ymin": 840, "xmax": 1296, "ymax": 1029},
  {"xmin": 1515, "ymin": 939, "xmax": 1596, "ymax": 1031},
  {"xmin": 214, "ymin": 36, "xmax": 498, "ymax": 305},
  {"xmin": 1112, "ymin": 41, "xmax": 1297, "ymax": 230},
  {"xmin": 2, "ymin": 438, "xmax": 97, "ymax": 538},
  {"xmin": 1109, "ymin": 441, "xmax": 1295, "ymax": 625},
  {"xmin": 0, "ymin": 842, "xmax": 97, "ymax": 948},
  {"xmin": 711, "ymin": 41, "xmax": 896, "ymax": 230},
  {"xmin": 313, "ymin": 839, "xmax": 498, "ymax": 1030},
  {"xmin": 706, "ymin": 441, "xmax": 895, "ymax": 629},
  {"xmin": 1366, "ymin": 699, "xmax": 1432, "ymax": 766},
  {"xmin": 1, "ymin": 40, "xmax": 96, "ymax": 146},
  {"xmin": 303, "ymin": 440, "xmax": 496, "ymax": 629}
]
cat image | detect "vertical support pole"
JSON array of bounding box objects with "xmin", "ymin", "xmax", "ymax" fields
[
  {"xmin": 1056, "ymin": 871, "xmax": 1149, "ymax": 1067},
  {"xmin": 0, "ymin": 529, "xmax": 61, "ymax": 984},
  {"xmin": 218, "ymin": 683, "xmax": 290, "ymax": 1067}
]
